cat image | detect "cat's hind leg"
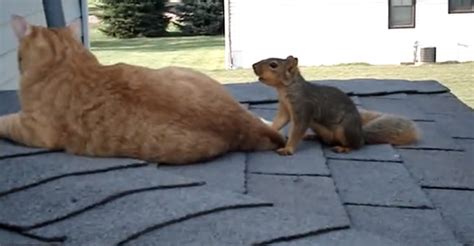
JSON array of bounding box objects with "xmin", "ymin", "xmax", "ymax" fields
[
  {"xmin": 0, "ymin": 113, "xmax": 58, "ymax": 149},
  {"xmin": 151, "ymin": 130, "xmax": 231, "ymax": 165}
]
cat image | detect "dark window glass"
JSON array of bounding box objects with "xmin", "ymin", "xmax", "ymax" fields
[
  {"xmin": 449, "ymin": 0, "xmax": 474, "ymax": 13},
  {"xmin": 389, "ymin": 0, "xmax": 416, "ymax": 29}
]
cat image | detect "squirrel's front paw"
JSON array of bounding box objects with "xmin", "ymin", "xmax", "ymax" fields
[{"xmin": 276, "ymin": 147, "xmax": 294, "ymax": 156}]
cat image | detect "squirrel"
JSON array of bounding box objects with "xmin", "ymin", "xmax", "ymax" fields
[{"xmin": 252, "ymin": 55, "xmax": 420, "ymax": 155}]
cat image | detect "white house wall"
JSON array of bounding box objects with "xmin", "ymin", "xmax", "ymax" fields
[{"xmin": 227, "ymin": 0, "xmax": 474, "ymax": 68}]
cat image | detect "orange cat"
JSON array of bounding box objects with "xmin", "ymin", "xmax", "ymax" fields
[{"xmin": 0, "ymin": 15, "xmax": 285, "ymax": 164}]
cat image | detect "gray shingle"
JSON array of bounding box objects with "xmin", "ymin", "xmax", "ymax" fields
[
  {"xmin": 226, "ymin": 82, "xmax": 277, "ymax": 103},
  {"xmin": 160, "ymin": 152, "xmax": 246, "ymax": 193},
  {"xmin": 251, "ymin": 102, "xmax": 279, "ymax": 110},
  {"xmin": 250, "ymin": 107, "xmax": 277, "ymax": 122},
  {"xmin": 124, "ymin": 206, "xmax": 348, "ymax": 246},
  {"xmin": 0, "ymin": 166, "xmax": 202, "ymax": 229},
  {"xmin": 315, "ymin": 79, "xmax": 449, "ymax": 95},
  {"xmin": 455, "ymin": 138, "xmax": 474, "ymax": 154},
  {"xmin": 324, "ymin": 144, "xmax": 401, "ymax": 162},
  {"xmin": 248, "ymin": 141, "xmax": 329, "ymax": 176},
  {"xmin": 28, "ymin": 186, "xmax": 270, "ymax": 245},
  {"xmin": 347, "ymin": 205, "xmax": 461, "ymax": 246},
  {"xmin": 247, "ymin": 175, "xmax": 349, "ymax": 226},
  {"xmin": 425, "ymin": 189, "xmax": 474, "ymax": 245},
  {"xmin": 397, "ymin": 121, "xmax": 462, "ymax": 151},
  {"xmin": 409, "ymin": 94, "xmax": 473, "ymax": 115},
  {"xmin": 0, "ymin": 139, "xmax": 51, "ymax": 160},
  {"xmin": 431, "ymin": 113, "xmax": 474, "ymax": 139},
  {"xmin": 0, "ymin": 152, "xmax": 145, "ymax": 196},
  {"xmin": 373, "ymin": 93, "xmax": 408, "ymax": 99},
  {"xmin": 0, "ymin": 229, "xmax": 47, "ymax": 245},
  {"xmin": 350, "ymin": 96, "xmax": 362, "ymax": 105},
  {"xmin": 399, "ymin": 149, "xmax": 474, "ymax": 189},
  {"xmin": 226, "ymin": 79, "xmax": 449, "ymax": 103},
  {"xmin": 329, "ymin": 160, "xmax": 432, "ymax": 208},
  {"xmin": 273, "ymin": 229, "xmax": 404, "ymax": 246},
  {"xmin": 0, "ymin": 91, "xmax": 20, "ymax": 116},
  {"xmin": 359, "ymin": 96, "xmax": 433, "ymax": 121}
]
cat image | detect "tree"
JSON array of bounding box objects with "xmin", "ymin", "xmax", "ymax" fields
[
  {"xmin": 176, "ymin": 0, "xmax": 224, "ymax": 36},
  {"xmin": 98, "ymin": 0, "xmax": 170, "ymax": 38}
]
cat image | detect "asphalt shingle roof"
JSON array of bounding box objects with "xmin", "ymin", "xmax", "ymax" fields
[{"xmin": 0, "ymin": 79, "xmax": 473, "ymax": 246}]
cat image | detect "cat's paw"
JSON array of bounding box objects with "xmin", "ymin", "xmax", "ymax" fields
[
  {"xmin": 331, "ymin": 146, "xmax": 352, "ymax": 153},
  {"xmin": 276, "ymin": 147, "xmax": 294, "ymax": 156}
]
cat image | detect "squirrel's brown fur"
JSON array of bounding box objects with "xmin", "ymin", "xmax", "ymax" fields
[{"xmin": 252, "ymin": 56, "xmax": 419, "ymax": 155}]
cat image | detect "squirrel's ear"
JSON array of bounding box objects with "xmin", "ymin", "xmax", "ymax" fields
[
  {"xmin": 286, "ymin": 56, "xmax": 299, "ymax": 73},
  {"xmin": 286, "ymin": 55, "xmax": 298, "ymax": 63},
  {"xmin": 283, "ymin": 56, "xmax": 299, "ymax": 86}
]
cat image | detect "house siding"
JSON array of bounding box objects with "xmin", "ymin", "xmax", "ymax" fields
[
  {"xmin": 0, "ymin": 0, "xmax": 87, "ymax": 90},
  {"xmin": 0, "ymin": 1, "xmax": 46, "ymax": 90},
  {"xmin": 44, "ymin": 0, "xmax": 89, "ymax": 47},
  {"xmin": 226, "ymin": 0, "xmax": 474, "ymax": 68}
]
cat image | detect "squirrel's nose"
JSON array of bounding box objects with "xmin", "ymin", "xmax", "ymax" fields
[{"xmin": 252, "ymin": 63, "xmax": 257, "ymax": 71}]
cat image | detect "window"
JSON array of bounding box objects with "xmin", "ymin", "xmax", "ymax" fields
[
  {"xmin": 449, "ymin": 0, "xmax": 474, "ymax": 13},
  {"xmin": 389, "ymin": 0, "xmax": 416, "ymax": 29}
]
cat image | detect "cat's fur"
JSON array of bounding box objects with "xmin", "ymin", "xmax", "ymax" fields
[{"xmin": 0, "ymin": 15, "xmax": 285, "ymax": 164}]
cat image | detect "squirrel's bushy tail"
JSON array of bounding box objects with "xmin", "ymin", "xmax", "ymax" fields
[{"xmin": 359, "ymin": 109, "xmax": 420, "ymax": 145}]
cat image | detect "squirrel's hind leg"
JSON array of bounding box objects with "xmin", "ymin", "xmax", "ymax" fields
[
  {"xmin": 331, "ymin": 124, "xmax": 364, "ymax": 153},
  {"xmin": 309, "ymin": 122, "xmax": 336, "ymax": 145},
  {"xmin": 335, "ymin": 126, "xmax": 350, "ymax": 146},
  {"xmin": 311, "ymin": 123, "xmax": 362, "ymax": 153}
]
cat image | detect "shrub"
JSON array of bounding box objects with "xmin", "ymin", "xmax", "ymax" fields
[
  {"xmin": 176, "ymin": 0, "xmax": 224, "ymax": 36},
  {"xmin": 98, "ymin": 0, "xmax": 170, "ymax": 38}
]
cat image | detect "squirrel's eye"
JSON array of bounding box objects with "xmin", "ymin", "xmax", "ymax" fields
[{"xmin": 269, "ymin": 62, "xmax": 278, "ymax": 69}]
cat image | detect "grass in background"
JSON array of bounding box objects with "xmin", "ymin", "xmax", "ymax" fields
[
  {"xmin": 90, "ymin": 28, "xmax": 224, "ymax": 70},
  {"xmin": 89, "ymin": 28, "xmax": 474, "ymax": 108}
]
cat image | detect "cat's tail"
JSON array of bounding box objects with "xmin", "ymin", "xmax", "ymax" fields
[{"xmin": 238, "ymin": 114, "xmax": 286, "ymax": 151}]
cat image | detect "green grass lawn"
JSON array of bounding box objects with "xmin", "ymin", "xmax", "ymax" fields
[{"xmin": 89, "ymin": 28, "xmax": 474, "ymax": 108}]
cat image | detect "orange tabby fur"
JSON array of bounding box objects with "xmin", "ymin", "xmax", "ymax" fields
[{"xmin": 0, "ymin": 16, "xmax": 285, "ymax": 164}]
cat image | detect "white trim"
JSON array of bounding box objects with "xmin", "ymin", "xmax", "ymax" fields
[
  {"xmin": 80, "ymin": 0, "xmax": 90, "ymax": 48},
  {"xmin": 224, "ymin": 0, "xmax": 232, "ymax": 69}
]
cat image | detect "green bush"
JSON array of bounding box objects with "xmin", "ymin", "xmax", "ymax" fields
[
  {"xmin": 176, "ymin": 0, "xmax": 224, "ymax": 36},
  {"xmin": 97, "ymin": 0, "xmax": 170, "ymax": 38}
]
